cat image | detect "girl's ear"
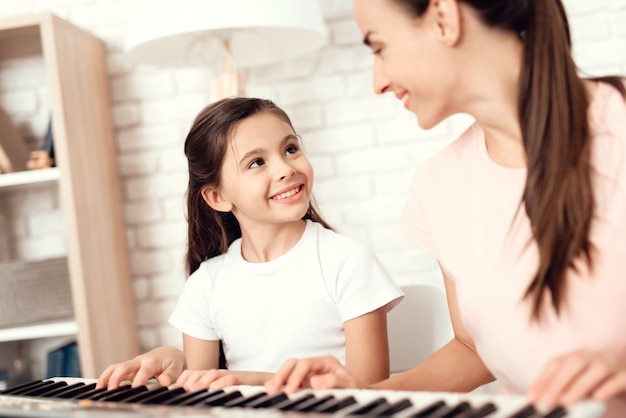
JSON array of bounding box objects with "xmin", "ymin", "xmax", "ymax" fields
[
  {"xmin": 431, "ymin": 0, "xmax": 462, "ymax": 46},
  {"xmin": 201, "ymin": 186, "xmax": 233, "ymax": 212}
]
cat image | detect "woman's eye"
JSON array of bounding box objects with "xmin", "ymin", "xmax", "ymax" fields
[{"xmin": 248, "ymin": 158, "xmax": 264, "ymax": 169}]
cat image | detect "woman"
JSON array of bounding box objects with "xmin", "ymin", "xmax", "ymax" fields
[{"xmin": 265, "ymin": 1, "xmax": 626, "ymax": 416}]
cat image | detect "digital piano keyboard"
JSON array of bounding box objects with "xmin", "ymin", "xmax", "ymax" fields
[{"xmin": 0, "ymin": 377, "xmax": 606, "ymax": 418}]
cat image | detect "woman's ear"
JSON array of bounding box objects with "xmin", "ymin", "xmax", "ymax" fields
[
  {"xmin": 430, "ymin": 0, "xmax": 462, "ymax": 46},
  {"xmin": 201, "ymin": 186, "xmax": 232, "ymax": 212}
]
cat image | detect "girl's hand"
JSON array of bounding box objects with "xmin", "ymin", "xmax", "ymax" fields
[
  {"xmin": 264, "ymin": 355, "xmax": 363, "ymax": 395},
  {"xmin": 96, "ymin": 346, "xmax": 185, "ymax": 389},
  {"xmin": 528, "ymin": 349, "xmax": 626, "ymax": 406},
  {"xmin": 176, "ymin": 369, "xmax": 274, "ymax": 391}
]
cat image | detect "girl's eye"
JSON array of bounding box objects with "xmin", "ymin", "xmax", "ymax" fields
[
  {"xmin": 286, "ymin": 143, "xmax": 300, "ymax": 155},
  {"xmin": 248, "ymin": 158, "xmax": 264, "ymax": 169},
  {"xmin": 373, "ymin": 48, "xmax": 382, "ymax": 55}
]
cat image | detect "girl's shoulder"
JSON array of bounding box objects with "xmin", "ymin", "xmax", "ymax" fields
[{"xmin": 308, "ymin": 221, "xmax": 382, "ymax": 264}]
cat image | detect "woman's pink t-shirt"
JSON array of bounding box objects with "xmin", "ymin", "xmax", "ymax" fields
[{"xmin": 401, "ymin": 82, "xmax": 626, "ymax": 398}]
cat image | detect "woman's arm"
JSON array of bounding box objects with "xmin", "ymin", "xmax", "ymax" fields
[
  {"xmin": 372, "ymin": 269, "xmax": 493, "ymax": 392},
  {"xmin": 344, "ymin": 306, "xmax": 390, "ymax": 384}
]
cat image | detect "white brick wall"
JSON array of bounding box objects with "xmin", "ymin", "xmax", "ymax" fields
[{"xmin": 0, "ymin": 0, "xmax": 625, "ymax": 354}]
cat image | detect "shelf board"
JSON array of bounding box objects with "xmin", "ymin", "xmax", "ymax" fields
[
  {"xmin": 0, "ymin": 320, "xmax": 77, "ymax": 342},
  {"xmin": 0, "ymin": 167, "xmax": 59, "ymax": 188}
]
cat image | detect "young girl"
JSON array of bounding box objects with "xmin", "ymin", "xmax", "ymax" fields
[
  {"xmin": 265, "ymin": 0, "xmax": 626, "ymax": 416},
  {"xmin": 97, "ymin": 97, "xmax": 403, "ymax": 391}
]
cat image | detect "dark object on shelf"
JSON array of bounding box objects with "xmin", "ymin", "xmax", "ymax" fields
[
  {"xmin": 0, "ymin": 107, "xmax": 29, "ymax": 174},
  {"xmin": 46, "ymin": 341, "xmax": 81, "ymax": 379},
  {"xmin": 26, "ymin": 119, "xmax": 55, "ymax": 170}
]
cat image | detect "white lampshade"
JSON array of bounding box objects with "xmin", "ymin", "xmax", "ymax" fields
[{"xmin": 125, "ymin": 0, "xmax": 328, "ymax": 70}]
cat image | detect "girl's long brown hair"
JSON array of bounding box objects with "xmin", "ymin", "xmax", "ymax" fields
[
  {"xmin": 394, "ymin": 0, "xmax": 625, "ymax": 319},
  {"xmin": 184, "ymin": 97, "xmax": 332, "ymax": 276}
]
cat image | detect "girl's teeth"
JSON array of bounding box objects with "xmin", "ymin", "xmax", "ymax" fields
[{"xmin": 274, "ymin": 186, "xmax": 300, "ymax": 200}]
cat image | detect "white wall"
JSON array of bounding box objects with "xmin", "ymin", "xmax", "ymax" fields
[{"xmin": 0, "ymin": 0, "xmax": 624, "ymax": 355}]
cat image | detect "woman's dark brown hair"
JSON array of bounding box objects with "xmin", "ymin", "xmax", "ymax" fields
[
  {"xmin": 393, "ymin": 0, "xmax": 625, "ymax": 319},
  {"xmin": 184, "ymin": 97, "xmax": 332, "ymax": 276}
]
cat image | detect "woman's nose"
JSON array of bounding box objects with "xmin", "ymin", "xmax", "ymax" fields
[{"xmin": 373, "ymin": 61, "xmax": 391, "ymax": 95}]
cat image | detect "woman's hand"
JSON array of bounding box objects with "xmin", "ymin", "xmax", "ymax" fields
[
  {"xmin": 176, "ymin": 369, "xmax": 273, "ymax": 391},
  {"xmin": 96, "ymin": 346, "xmax": 186, "ymax": 389},
  {"xmin": 264, "ymin": 355, "xmax": 363, "ymax": 395},
  {"xmin": 528, "ymin": 349, "xmax": 626, "ymax": 406}
]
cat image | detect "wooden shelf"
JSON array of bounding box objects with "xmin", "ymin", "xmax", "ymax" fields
[
  {"xmin": 0, "ymin": 12, "xmax": 140, "ymax": 378},
  {"xmin": 0, "ymin": 320, "xmax": 77, "ymax": 343},
  {"xmin": 0, "ymin": 167, "xmax": 59, "ymax": 188}
]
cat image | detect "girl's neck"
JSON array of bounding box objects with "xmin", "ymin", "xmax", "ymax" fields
[{"xmin": 239, "ymin": 219, "xmax": 307, "ymax": 263}]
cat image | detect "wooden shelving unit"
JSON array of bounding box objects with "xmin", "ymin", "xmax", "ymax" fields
[{"xmin": 0, "ymin": 13, "xmax": 139, "ymax": 378}]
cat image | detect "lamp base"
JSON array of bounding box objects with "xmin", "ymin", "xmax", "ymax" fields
[{"xmin": 210, "ymin": 70, "xmax": 246, "ymax": 102}]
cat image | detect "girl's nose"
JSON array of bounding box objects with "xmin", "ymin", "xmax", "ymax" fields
[{"xmin": 278, "ymin": 163, "xmax": 296, "ymax": 181}]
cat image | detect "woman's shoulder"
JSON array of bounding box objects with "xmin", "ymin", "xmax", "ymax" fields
[{"xmin": 413, "ymin": 121, "xmax": 482, "ymax": 189}]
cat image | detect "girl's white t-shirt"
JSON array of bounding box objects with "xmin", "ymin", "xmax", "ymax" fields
[{"xmin": 169, "ymin": 220, "xmax": 404, "ymax": 373}]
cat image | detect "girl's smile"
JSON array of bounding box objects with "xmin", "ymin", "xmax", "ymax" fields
[{"xmin": 270, "ymin": 184, "xmax": 304, "ymax": 202}]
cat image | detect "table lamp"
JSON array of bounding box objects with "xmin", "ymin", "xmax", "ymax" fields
[{"xmin": 125, "ymin": 0, "xmax": 328, "ymax": 100}]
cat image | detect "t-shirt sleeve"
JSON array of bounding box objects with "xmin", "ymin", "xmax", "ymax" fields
[
  {"xmin": 168, "ymin": 266, "xmax": 219, "ymax": 341},
  {"xmin": 400, "ymin": 168, "xmax": 440, "ymax": 260},
  {"xmin": 332, "ymin": 242, "xmax": 404, "ymax": 323}
]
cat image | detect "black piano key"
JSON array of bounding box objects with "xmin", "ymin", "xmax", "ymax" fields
[
  {"xmin": 348, "ymin": 397, "xmax": 390, "ymax": 415},
  {"xmin": 314, "ymin": 395, "xmax": 357, "ymax": 413},
  {"xmin": 454, "ymin": 402, "xmax": 498, "ymax": 418},
  {"xmin": 543, "ymin": 406, "xmax": 567, "ymax": 418},
  {"xmin": 57, "ymin": 382, "xmax": 97, "ymax": 398},
  {"xmin": 139, "ymin": 386, "xmax": 186, "ymax": 404},
  {"xmin": 163, "ymin": 388, "xmax": 223, "ymax": 406},
  {"xmin": 119, "ymin": 385, "xmax": 168, "ymax": 403},
  {"xmin": 20, "ymin": 381, "xmax": 67, "ymax": 397},
  {"xmin": 508, "ymin": 404, "xmax": 538, "ymax": 418},
  {"xmin": 367, "ymin": 397, "xmax": 414, "ymax": 416},
  {"xmin": 39, "ymin": 382, "xmax": 84, "ymax": 398},
  {"xmin": 98, "ymin": 385, "xmax": 148, "ymax": 402},
  {"xmin": 222, "ymin": 391, "xmax": 266, "ymax": 407},
  {"xmin": 440, "ymin": 401, "xmax": 472, "ymax": 418},
  {"xmin": 276, "ymin": 393, "xmax": 316, "ymax": 410},
  {"xmin": 7, "ymin": 380, "xmax": 56, "ymax": 396},
  {"xmin": 0, "ymin": 380, "xmax": 44, "ymax": 395},
  {"xmin": 74, "ymin": 386, "xmax": 108, "ymax": 399},
  {"xmin": 88, "ymin": 385, "xmax": 133, "ymax": 401},
  {"xmin": 246, "ymin": 392, "xmax": 289, "ymax": 408},
  {"xmin": 408, "ymin": 400, "xmax": 448, "ymax": 417},
  {"xmin": 204, "ymin": 390, "xmax": 244, "ymax": 406},
  {"xmin": 291, "ymin": 394, "xmax": 336, "ymax": 412}
]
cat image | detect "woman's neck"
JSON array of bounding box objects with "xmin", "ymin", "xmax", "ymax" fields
[
  {"xmin": 239, "ymin": 219, "xmax": 307, "ymax": 263},
  {"xmin": 461, "ymin": 28, "xmax": 526, "ymax": 168}
]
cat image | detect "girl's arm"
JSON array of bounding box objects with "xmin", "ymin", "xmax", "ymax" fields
[
  {"xmin": 96, "ymin": 346, "xmax": 186, "ymax": 389},
  {"xmin": 344, "ymin": 306, "xmax": 390, "ymax": 384},
  {"xmin": 183, "ymin": 334, "xmax": 220, "ymax": 369},
  {"xmin": 178, "ymin": 334, "xmax": 273, "ymax": 391}
]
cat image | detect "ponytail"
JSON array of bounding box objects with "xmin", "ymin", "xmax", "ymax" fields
[{"xmin": 519, "ymin": 0, "xmax": 596, "ymax": 319}]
